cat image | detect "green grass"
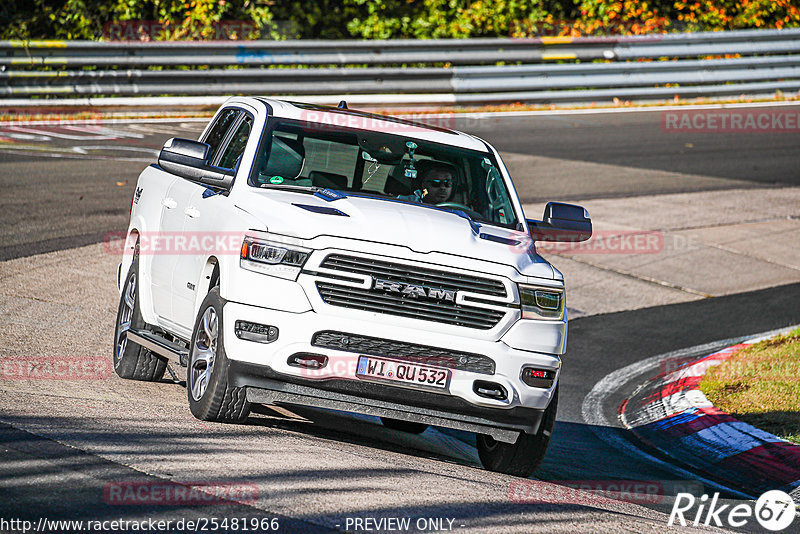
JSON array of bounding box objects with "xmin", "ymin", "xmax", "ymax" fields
[{"xmin": 699, "ymin": 328, "xmax": 800, "ymax": 444}]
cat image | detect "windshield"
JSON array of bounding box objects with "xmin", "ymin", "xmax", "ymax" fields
[{"xmin": 248, "ymin": 118, "xmax": 520, "ymax": 229}]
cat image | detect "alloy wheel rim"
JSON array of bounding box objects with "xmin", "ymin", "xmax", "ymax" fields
[
  {"xmin": 190, "ymin": 306, "xmax": 218, "ymax": 401},
  {"xmin": 115, "ymin": 272, "xmax": 136, "ymax": 366}
]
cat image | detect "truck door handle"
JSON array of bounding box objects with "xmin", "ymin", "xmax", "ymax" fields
[
  {"xmin": 184, "ymin": 207, "xmax": 200, "ymax": 218},
  {"xmin": 161, "ymin": 198, "xmax": 177, "ymax": 209}
]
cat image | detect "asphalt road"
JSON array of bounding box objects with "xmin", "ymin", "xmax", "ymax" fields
[
  {"xmin": 1, "ymin": 105, "xmax": 799, "ymax": 532},
  {"xmin": 0, "ymin": 120, "xmax": 204, "ymax": 261},
  {"xmin": 477, "ymin": 109, "xmax": 800, "ymax": 189}
]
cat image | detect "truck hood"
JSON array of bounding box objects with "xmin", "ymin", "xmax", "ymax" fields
[{"xmin": 235, "ymin": 189, "xmax": 556, "ymax": 280}]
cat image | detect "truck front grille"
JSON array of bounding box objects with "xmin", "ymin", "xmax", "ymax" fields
[{"xmin": 314, "ymin": 254, "xmax": 508, "ymax": 330}]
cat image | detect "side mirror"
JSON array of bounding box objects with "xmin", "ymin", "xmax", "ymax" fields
[
  {"xmin": 527, "ymin": 202, "xmax": 592, "ymax": 242},
  {"xmin": 158, "ymin": 138, "xmax": 234, "ymax": 190}
]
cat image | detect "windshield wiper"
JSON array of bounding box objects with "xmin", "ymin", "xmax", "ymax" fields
[
  {"xmin": 258, "ymin": 184, "xmax": 322, "ymax": 194},
  {"xmin": 259, "ymin": 183, "xmax": 350, "ymax": 202}
]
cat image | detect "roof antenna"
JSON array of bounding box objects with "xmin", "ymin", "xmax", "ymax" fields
[{"xmin": 337, "ymin": 100, "xmax": 348, "ymax": 110}]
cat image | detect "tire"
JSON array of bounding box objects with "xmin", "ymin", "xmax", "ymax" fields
[
  {"xmin": 187, "ymin": 287, "xmax": 251, "ymax": 423},
  {"xmin": 477, "ymin": 386, "xmax": 558, "ymax": 477},
  {"xmin": 380, "ymin": 417, "xmax": 429, "ymax": 435},
  {"xmin": 113, "ymin": 253, "xmax": 167, "ymax": 381}
]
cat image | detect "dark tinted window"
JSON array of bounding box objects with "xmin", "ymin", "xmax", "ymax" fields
[
  {"xmin": 203, "ymin": 108, "xmax": 239, "ymax": 162},
  {"xmin": 218, "ymin": 115, "xmax": 253, "ymax": 170}
]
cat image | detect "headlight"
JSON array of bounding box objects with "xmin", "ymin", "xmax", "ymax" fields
[
  {"xmin": 240, "ymin": 237, "xmax": 310, "ymax": 280},
  {"xmin": 518, "ymin": 284, "xmax": 564, "ymax": 320}
]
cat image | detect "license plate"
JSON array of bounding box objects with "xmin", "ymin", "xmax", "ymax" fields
[{"xmin": 356, "ymin": 356, "xmax": 450, "ymax": 390}]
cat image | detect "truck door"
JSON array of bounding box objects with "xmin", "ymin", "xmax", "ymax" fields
[
  {"xmin": 149, "ymin": 107, "xmax": 241, "ymax": 325},
  {"xmin": 171, "ymin": 111, "xmax": 254, "ymax": 330}
]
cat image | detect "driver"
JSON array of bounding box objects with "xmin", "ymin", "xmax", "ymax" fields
[{"xmin": 418, "ymin": 161, "xmax": 455, "ymax": 205}]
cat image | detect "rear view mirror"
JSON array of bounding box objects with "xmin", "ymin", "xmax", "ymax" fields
[
  {"xmin": 158, "ymin": 138, "xmax": 234, "ymax": 190},
  {"xmin": 527, "ymin": 202, "xmax": 592, "ymax": 242},
  {"xmin": 357, "ymin": 134, "xmax": 405, "ymax": 165}
]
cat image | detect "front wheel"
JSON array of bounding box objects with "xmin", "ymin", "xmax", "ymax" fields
[
  {"xmin": 187, "ymin": 287, "xmax": 251, "ymax": 423},
  {"xmin": 113, "ymin": 254, "xmax": 167, "ymax": 381},
  {"xmin": 477, "ymin": 387, "xmax": 558, "ymax": 477}
]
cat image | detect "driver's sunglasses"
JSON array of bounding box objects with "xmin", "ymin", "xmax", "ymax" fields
[{"xmin": 426, "ymin": 179, "xmax": 452, "ymax": 187}]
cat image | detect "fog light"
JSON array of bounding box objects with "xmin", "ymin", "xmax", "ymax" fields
[
  {"xmin": 473, "ymin": 380, "xmax": 507, "ymax": 401},
  {"xmin": 287, "ymin": 353, "xmax": 328, "ymax": 369},
  {"xmin": 521, "ymin": 367, "xmax": 555, "ymax": 388},
  {"xmin": 234, "ymin": 321, "xmax": 278, "ymax": 343}
]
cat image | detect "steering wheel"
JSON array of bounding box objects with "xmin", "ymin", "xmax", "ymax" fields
[{"xmin": 435, "ymin": 202, "xmax": 483, "ymax": 220}]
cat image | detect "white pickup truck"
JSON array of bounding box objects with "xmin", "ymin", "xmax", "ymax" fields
[{"xmin": 114, "ymin": 97, "xmax": 591, "ymax": 476}]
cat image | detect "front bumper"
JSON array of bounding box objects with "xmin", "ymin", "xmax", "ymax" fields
[
  {"xmin": 223, "ymin": 300, "xmax": 561, "ymax": 421},
  {"xmin": 233, "ymin": 361, "xmax": 545, "ymax": 443}
]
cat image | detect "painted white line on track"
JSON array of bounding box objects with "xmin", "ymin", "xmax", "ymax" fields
[
  {"xmin": 62, "ymin": 124, "xmax": 147, "ymax": 138},
  {"xmin": 0, "ymin": 131, "xmax": 52, "ymax": 141},
  {"xmin": 126, "ymin": 123, "xmax": 202, "ymax": 134},
  {"xmin": 0, "ymin": 117, "xmax": 210, "ymax": 127},
  {"xmin": 5, "ymin": 126, "xmax": 119, "ymax": 140},
  {"xmin": 71, "ymin": 145, "xmax": 158, "ymax": 155},
  {"xmin": 413, "ymin": 100, "xmax": 800, "ymax": 120},
  {"xmin": 581, "ymin": 325, "xmax": 800, "ymax": 501},
  {"xmin": 2, "ymin": 101, "xmax": 799, "ymax": 127},
  {"xmin": 0, "ymin": 145, "xmax": 153, "ymax": 162}
]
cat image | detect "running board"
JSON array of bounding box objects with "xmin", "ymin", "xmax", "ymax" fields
[{"xmin": 128, "ymin": 328, "xmax": 188, "ymax": 368}]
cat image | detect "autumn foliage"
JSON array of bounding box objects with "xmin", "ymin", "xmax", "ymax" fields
[{"xmin": 1, "ymin": 0, "xmax": 798, "ymax": 40}]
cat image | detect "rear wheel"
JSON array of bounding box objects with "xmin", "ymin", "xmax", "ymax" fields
[
  {"xmin": 113, "ymin": 254, "xmax": 167, "ymax": 381},
  {"xmin": 187, "ymin": 287, "xmax": 251, "ymax": 423},
  {"xmin": 477, "ymin": 387, "xmax": 558, "ymax": 477},
  {"xmin": 380, "ymin": 417, "xmax": 429, "ymax": 434}
]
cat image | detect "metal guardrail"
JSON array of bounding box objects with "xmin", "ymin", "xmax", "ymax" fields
[{"xmin": 2, "ymin": 28, "xmax": 800, "ymax": 106}]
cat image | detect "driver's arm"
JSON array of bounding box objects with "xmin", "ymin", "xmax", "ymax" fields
[{"xmin": 396, "ymin": 189, "xmax": 426, "ymax": 203}]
